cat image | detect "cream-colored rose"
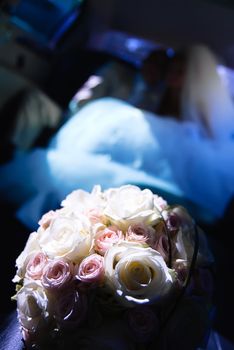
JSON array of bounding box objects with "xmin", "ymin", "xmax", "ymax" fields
[
  {"xmin": 153, "ymin": 194, "xmax": 168, "ymax": 211},
  {"xmin": 13, "ymin": 231, "xmax": 41, "ymax": 283},
  {"xmin": 38, "ymin": 216, "xmax": 92, "ymax": 263},
  {"xmin": 103, "ymin": 185, "xmax": 161, "ymax": 228},
  {"xmin": 61, "ymin": 185, "xmax": 105, "ymax": 217},
  {"xmin": 104, "ymin": 242, "xmax": 174, "ymax": 305},
  {"xmin": 38, "ymin": 210, "xmax": 59, "ymax": 230},
  {"xmin": 17, "ymin": 281, "xmax": 50, "ymax": 333}
]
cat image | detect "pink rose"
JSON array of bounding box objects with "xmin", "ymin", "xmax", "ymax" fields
[
  {"xmin": 26, "ymin": 252, "xmax": 48, "ymax": 280},
  {"xmin": 42, "ymin": 258, "xmax": 74, "ymax": 292},
  {"xmin": 38, "ymin": 210, "xmax": 58, "ymax": 230},
  {"xmin": 54, "ymin": 288, "xmax": 87, "ymax": 330},
  {"xmin": 125, "ymin": 223, "xmax": 153, "ymax": 245},
  {"xmin": 75, "ymin": 253, "xmax": 104, "ymax": 284},
  {"xmin": 94, "ymin": 225, "xmax": 123, "ymax": 255},
  {"xmin": 127, "ymin": 305, "xmax": 159, "ymax": 342}
]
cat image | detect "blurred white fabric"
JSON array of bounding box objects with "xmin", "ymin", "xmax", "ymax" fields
[{"xmin": 0, "ymin": 97, "xmax": 234, "ymax": 230}]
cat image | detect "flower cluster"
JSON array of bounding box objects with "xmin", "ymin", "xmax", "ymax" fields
[{"xmin": 12, "ymin": 185, "xmax": 214, "ymax": 349}]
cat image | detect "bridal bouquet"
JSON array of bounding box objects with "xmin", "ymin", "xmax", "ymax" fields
[{"xmin": 12, "ymin": 185, "xmax": 214, "ymax": 350}]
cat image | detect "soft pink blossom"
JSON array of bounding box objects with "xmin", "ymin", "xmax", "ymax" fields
[
  {"xmin": 94, "ymin": 225, "xmax": 123, "ymax": 255},
  {"xmin": 75, "ymin": 253, "xmax": 104, "ymax": 284},
  {"xmin": 42, "ymin": 259, "xmax": 74, "ymax": 292},
  {"xmin": 125, "ymin": 222, "xmax": 152, "ymax": 245},
  {"xmin": 26, "ymin": 252, "xmax": 48, "ymax": 280}
]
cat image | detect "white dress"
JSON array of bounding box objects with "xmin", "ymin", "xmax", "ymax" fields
[
  {"xmin": 181, "ymin": 45, "xmax": 234, "ymax": 141},
  {"xmin": 0, "ymin": 97, "xmax": 233, "ymax": 229}
]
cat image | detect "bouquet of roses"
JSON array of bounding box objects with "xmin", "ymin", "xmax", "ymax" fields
[{"xmin": 12, "ymin": 185, "xmax": 214, "ymax": 350}]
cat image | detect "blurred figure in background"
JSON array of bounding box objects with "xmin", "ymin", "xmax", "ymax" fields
[
  {"xmin": 181, "ymin": 44, "xmax": 234, "ymax": 141},
  {"xmin": 157, "ymin": 50, "xmax": 187, "ymax": 119},
  {"xmin": 157, "ymin": 44, "xmax": 234, "ymax": 140},
  {"xmin": 128, "ymin": 49, "xmax": 170, "ymax": 111},
  {"xmin": 69, "ymin": 48, "xmax": 170, "ymax": 113},
  {"xmin": 0, "ymin": 44, "xmax": 234, "ymax": 231}
]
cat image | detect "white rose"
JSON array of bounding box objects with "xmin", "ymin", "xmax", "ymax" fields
[
  {"xmin": 13, "ymin": 231, "xmax": 41, "ymax": 282},
  {"xmin": 103, "ymin": 185, "xmax": 161, "ymax": 228},
  {"xmin": 153, "ymin": 194, "xmax": 168, "ymax": 211},
  {"xmin": 17, "ymin": 281, "xmax": 50, "ymax": 333},
  {"xmin": 61, "ymin": 185, "xmax": 105, "ymax": 216},
  {"xmin": 104, "ymin": 242, "xmax": 174, "ymax": 306},
  {"xmin": 39, "ymin": 216, "xmax": 92, "ymax": 263}
]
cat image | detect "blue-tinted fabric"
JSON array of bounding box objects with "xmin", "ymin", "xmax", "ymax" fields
[
  {"xmin": 0, "ymin": 97, "xmax": 233, "ymax": 231},
  {"xmin": 0, "ymin": 312, "xmax": 24, "ymax": 350}
]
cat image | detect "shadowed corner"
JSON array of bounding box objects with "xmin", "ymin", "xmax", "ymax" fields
[{"xmin": 0, "ymin": 199, "xmax": 30, "ymax": 319}]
